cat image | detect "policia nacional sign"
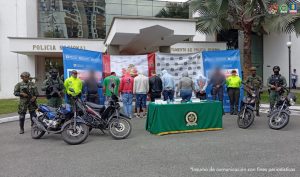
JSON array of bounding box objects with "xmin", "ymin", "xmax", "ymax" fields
[{"xmin": 146, "ymin": 101, "xmax": 223, "ymax": 135}]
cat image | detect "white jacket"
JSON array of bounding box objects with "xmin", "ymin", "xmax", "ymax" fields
[{"xmin": 133, "ymin": 74, "xmax": 149, "ymax": 94}]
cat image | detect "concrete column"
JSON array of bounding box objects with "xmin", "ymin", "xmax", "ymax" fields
[{"xmin": 107, "ymin": 45, "xmax": 120, "ymax": 55}]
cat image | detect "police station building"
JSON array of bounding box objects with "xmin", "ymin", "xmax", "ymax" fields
[{"xmin": 0, "ymin": 0, "xmax": 298, "ymax": 99}]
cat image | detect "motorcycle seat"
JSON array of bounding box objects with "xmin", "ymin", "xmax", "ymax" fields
[
  {"xmin": 47, "ymin": 106, "xmax": 57, "ymax": 112},
  {"xmin": 86, "ymin": 102, "xmax": 105, "ymax": 112}
]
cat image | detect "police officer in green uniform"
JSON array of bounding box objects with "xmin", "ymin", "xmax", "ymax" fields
[
  {"xmin": 42, "ymin": 69, "xmax": 64, "ymax": 108},
  {"xmin": 245, "ymin": 67, "xmax": 263, "ymax": 116},
  {"xmin": 14, "ymin": 72, "xmax": 39, "ymax": 134},
  {"xmin": 267, "ymin": 66, "xmax": 287, "ymax": 111}
]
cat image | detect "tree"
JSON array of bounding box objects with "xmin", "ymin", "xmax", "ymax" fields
[
  {"xmin": 156, "ymin": 2, "xmax": 189, "ymax": 19},
  {"xmin": 191, "ymin": 0, "xmax": 300, "ymax": 78}
]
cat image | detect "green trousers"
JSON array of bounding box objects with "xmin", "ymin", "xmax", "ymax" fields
[{"xmin": 269, "ymin": 91, "xmax": 280, "ymax": 110}]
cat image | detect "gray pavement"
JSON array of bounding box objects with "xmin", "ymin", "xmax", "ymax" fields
[{"xmin": 0, "ymin": 114, "xmax": 299, "ymax": 177}]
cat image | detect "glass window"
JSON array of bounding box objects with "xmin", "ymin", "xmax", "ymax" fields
[
  {"xmin": 38, "ymin": 0, "xmax": 186, "ymax": 39},
  {"xmin": 138, "ymin": 0, "xmax": 153, "ymax": 6},
  {"xmin": 122, "ymin": 0, "xmax": 137, "ymax": 5},
  {"xmin": 106, "ymin": 3, "xmax": 122, "ymax": 15},
  {"xmin": 122, "ymin": 4, "xmax": 138, "ymax": 16},
  {"xmin": 138, "ymin": 5, "xmax": 153, "ymax": 16},
  {"xmin": 38, "ymin": 0, "xmax": 106, "ymax": 39},
  {"xmin": 105, "ymin": 0, "xmax": 121, "ymax": 4}
]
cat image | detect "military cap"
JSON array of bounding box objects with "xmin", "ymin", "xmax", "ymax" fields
[
  {"xmin": 250, "ymin": 67, "xmax": 257, "ymax": 71},
  {"xmin": 20, "ymin": 72, "xmax": 30, "ymax": 77}
]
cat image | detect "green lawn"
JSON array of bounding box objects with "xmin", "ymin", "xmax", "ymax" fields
[
  {"xmin": 259, "ymin": 91, "xmax": 300, "ymax": 105},
  {"xmin": 1, "ymin": 91, "xmax": 299, "ymax": 115},
  {"xmin": 0, "ymin": 98, "xmax": 47, "ymax": 115}
]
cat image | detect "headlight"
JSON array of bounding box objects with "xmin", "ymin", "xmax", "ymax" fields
[{"xmin": 290, "ymin": 98, "xmax": 295, "ymax": 106}]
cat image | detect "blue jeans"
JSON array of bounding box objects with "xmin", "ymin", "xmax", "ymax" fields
[
  {"xmin": 180, "ymin": 89, "xmax": 192, "ymax": 101},
  {"xmin": 136, "ymin": 94, "xmax": 147, "ymax": 109},
  {"xmin": 163, "ymin": 90, "xmax": 174, "ymax": 101},
  {"xmin": 122, "ymin": 93, "xmax": 133, "ymax": 117}
]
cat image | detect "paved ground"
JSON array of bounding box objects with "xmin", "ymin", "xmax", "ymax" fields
[{"xmin": 0, "ymin": 114, "xmax": 299, "ymax": 177}]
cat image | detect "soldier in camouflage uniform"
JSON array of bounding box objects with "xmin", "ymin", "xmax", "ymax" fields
[
  {"xmin": 267, "ymin": 66, "xmax": 287, "ymax": 111},
  {"xmin": 42, "ymin": 69, "xmax": 64, "ymax": 108},
  {"xmin": 14, "ymin": 72, "xmax": 39, "ymax": 134},
  {"xmin": 245, "ymin": 67, "xmax": 263, "ymax": 116}
]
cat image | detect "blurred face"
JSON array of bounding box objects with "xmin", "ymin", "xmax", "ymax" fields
[
  {"xmin": 51, "ymin": 71, "xmax": 58, "ymax": 79},
  {"xmin": 72, "ymin": 72, "xmax": 78, "ymax": 78},
  {"xmin": 232, "ymin": 72, "xmax": 237, "ymax": 76},
  {"xmin": 21, "ymin": 76, "xmax": 29, "ymax": 82},
  {"xmin": 251, "ymin": 70, "xmax": 256, "ymax": 75},
  {"xmin": 273, "ymin": 69, "xmax": 279, "ymax": 74},
  {"xmin": 89, "ymin": 71, "xmax": 96, "ymax": 79}
]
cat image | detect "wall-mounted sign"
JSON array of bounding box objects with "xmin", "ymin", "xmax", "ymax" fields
[
  {"xmin": 280, "ymin": 4, "xmax": 288, "ymax": 14},
  {"xmin": 170, "ymin": 42, "xmax": 227, "ymax": 54},
  {"xmin": 289, "ymin": 3, "xmax": 297, "ymax": 14},
  {"xmin": 32, "ymin": 45, "xmax": 86, "ymax": 51},
  {"xmin": 269, "ymin": 3, "xmax": 279, "ymax": 14}
]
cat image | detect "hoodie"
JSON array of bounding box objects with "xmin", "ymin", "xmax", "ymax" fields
[
  {"xmin": 194, "ymin": 73, "xmax": 208, "ymax": 92},
  {"xmin": 161, "ymin": 70, "xmax": 175, "ymax": 90},
  {"xmin": 177, "ymin": 71, "xmax": 194, "ymax": 92}
]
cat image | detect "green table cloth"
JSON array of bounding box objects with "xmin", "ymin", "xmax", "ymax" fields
[{"xmin": 146, "ymin": 101, "xmax": 223, "ymax": 135}]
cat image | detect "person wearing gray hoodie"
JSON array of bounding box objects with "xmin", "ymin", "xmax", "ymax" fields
[{"xmin": 176, "ymin": 71, "xmax": 194, "ymax": 102}]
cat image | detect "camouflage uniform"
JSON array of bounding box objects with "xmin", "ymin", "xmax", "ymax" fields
[
  {"xmin": 246, "ymin": 74, "xmax": 262, "ymax": 115},
  {"xmin": 14, "ymin": 72, "xmax": 39, "ymax": 133},
  {"xmin": 267, "ymin": 74, "xmax": 287, "ymax": 110},
  {"xmin": 42, "ymin": 73, "xmax": 64, "ymax": 108}
]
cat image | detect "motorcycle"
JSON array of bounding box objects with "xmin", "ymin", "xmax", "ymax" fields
[
  {"xmin": 60, "ymin": 93, "xmax": 89, "ymax": 145},
  {"xmin": 31, "ymin": 96, "xmax": 89, "ymax": 145},
  {"xmin": 268, "ymin": 88, "xmax": 296, "ymax": 130},
  {"xmin": 77, "ymin": 92, "xmax": 132, "ymax": 140},
  {"xmin": 31, "ymin": 104, "xmax": 73, "ymax": 139},
  {"xmin": 237, "ymin": 83, "xmax": 259, "ymax": 129}
]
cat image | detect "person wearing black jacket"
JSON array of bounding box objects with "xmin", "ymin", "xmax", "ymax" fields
[
  {"xmin": 149, "ymin": 71, "xmax": 163, "ymax": 102},
  {"xmin": 84, "ymin": 70, "xmax": 102, "ymax": 104}
]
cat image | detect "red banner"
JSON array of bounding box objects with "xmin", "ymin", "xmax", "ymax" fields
[
  {"xmin": 147, "ymin": 53, "xmax": 156, "ymax": 76},
  {"xmin": 103, "ymin": 54, "xmax": 111, "ymax": 78}
]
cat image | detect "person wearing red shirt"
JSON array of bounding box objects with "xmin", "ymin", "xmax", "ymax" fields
[{"xmin": 119, "ymin": 73, "xmax": 134, "ymax": 118}]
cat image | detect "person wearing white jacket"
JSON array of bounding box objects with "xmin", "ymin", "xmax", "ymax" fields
[
  {"xmin": 194, "ymin": 73, "xmax": 208, "ymax": 100},
  {"xmin": 133, "ymin": 71, "xmax": 149, "ymax": 118}
]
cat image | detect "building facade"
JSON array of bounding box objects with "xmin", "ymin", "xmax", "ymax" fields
[
  {"xmin": 0, "ymin": 0, "xmax": 195, "ymax": 98},
  {"xmin": 1, "ymin": 0, "xmax": 295, "ymax": 99}
]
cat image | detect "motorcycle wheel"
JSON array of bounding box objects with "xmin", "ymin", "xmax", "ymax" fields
[
  {"xmin": 237, "ymin": 107, "xmax": 254, "ymax": 129},
  {"xmin": 61, "ymin": 122, "xmax": 89, "ymax": 145},
  {"xmin": 268, "ymin": 112, "xmax": 290, "ymax": 130},
  {"xmin": 31, "ymin": 123, "xmax": 46, "ymax": 139},
  {"xmin": 109, "ymin": 118, "xmax": 132, "ymax": 140}
]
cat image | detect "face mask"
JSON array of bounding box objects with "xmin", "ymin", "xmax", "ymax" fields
[
  {"xmin": 274, "ymin": 71, "xmax": 279, "ymax": 75},
  {"xmin": 51, "ymin": 73, "xmax": 58, "ymax": 79}
]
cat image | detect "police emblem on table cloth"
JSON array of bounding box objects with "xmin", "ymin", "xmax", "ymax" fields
[{"xmin": 185, "ymin": 112, "xmax": 198, "ymax": 126}]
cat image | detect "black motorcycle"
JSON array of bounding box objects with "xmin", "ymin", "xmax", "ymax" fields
[
  {"xmin": 268, "ymin": 88, "xmax": 296, "ymax": 130},
  {"xmin": 237, "ymin": 84, "xmax": 259, "ymax": 129},
  {"xmin": 77, "ymin": 92, "xmax": 132, "ymax": 140}
]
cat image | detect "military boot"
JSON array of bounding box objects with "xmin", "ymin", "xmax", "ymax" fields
[
  {"xmin": 256, "ymin": 110, "xmax": 260, "ymax": 117},
  {"xmin": 19, "ymin": 117, "xmax": 25, "ymax": 134}
]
